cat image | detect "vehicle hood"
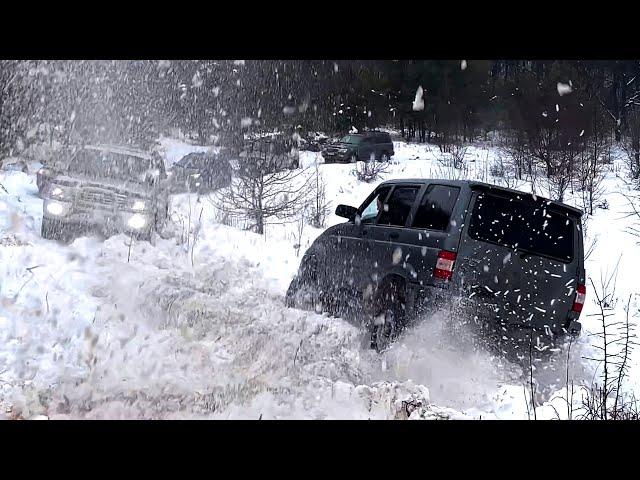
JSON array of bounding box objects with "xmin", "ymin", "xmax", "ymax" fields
[
  {"xmin": 50, "ymin": 174, "xmax": 153, "ymax": 198},
  {"xmin": 324, "ymin": 142, "xmax": 355, "ymax": 151}
]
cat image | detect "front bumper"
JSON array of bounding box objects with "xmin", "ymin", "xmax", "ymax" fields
[
  {"xmin": 43, "ymin": 199, "xmax": 154, "ymax": 235},
  {"xmin": 322, "ymin": 151, "xmax": 351, "ymax": 163}
]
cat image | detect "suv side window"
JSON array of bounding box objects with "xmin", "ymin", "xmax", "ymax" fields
[
  {"xmin": 412, "ymin": 185, "xmax": 460, "ymax": 231},
  {"xmin": 360, "ymin": 186, "xmax": 391, "ymax": 224},
  {"xmin": 377, "ymin": 186, "xmax": 420, "ymax": 227}
]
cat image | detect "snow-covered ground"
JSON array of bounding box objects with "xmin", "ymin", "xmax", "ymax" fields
[{"xmin": 1, "ymin": 137, "xmax": 638, "ymax": 419}]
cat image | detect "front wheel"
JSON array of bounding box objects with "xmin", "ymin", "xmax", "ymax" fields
[
  {"xmin": 41, "ymin": 217, "xmax": 69, "ymax": 242},
  {"xmin": 286, "ymin": 276, "xmax": 321, "ymax": 311}
]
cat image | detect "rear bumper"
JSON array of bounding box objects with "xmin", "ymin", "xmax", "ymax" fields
[{"xmin": 416, "ymin": 285, "xmax": 582, "ymax": 340}]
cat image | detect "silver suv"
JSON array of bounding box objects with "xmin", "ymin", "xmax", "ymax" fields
[{"xmin": 41, "ymin": 145, "xmax": 170, "ymax": 242}]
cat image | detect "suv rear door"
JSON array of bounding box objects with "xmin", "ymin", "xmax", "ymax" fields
[
  {"xmin": 358, "ymin": 135, "xmax": 376, "ymax": 162},
  {"xmin": 406, "ymin": 183, "xmax": 462, "ymax": 287},
  {"xmin": 456, "ymin": 188, "xmax": 585, "ymax": 333},
  {"xmin": 376, "ymin": 133, "xmax": 394, "ymax": 157}
]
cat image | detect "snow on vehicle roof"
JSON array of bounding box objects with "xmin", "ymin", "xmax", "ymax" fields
[{"xmin": 83, "ymin": 144, "xmax": 154, "ymax": 161}]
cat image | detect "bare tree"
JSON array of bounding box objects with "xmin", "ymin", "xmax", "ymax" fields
[
  {"xmin": 622, "ymin": 109, "xmax": 640, "ymax": 181},
  {"xmin": 449, "ymin": 143, "xmax": 468, "ymax": 170},
  {"xmin": 214, "ymin": 148, "xmax": 313, "ymax": 235},
  {"xmin": 578, "ymin": 138, "xmax": 610, "ymax": 215},
  {"xmin": 308, "ymin": 160, "xmax": 331, "ymax": 229},
  {"xmin": 577, "ymin": 259, "xmax": 639, "ymax": 420},
  {"xmin": 293, "ymin": 205, "xmax": 307, "ymax": 258},
  {"xmin": 620, "ymin": 190, "xmax": 639, "ymax": 236}
]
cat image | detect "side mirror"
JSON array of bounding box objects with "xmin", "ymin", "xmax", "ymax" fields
[{"xmin": 335, "ymin": 204, "xmax": 357, "ymax": 220}]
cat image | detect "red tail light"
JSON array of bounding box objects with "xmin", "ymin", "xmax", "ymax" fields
[
  {"xmin": 434, "ymin": 250, "xmax": 457, "ymax": 281},
  {"xmin": 572, "ymin": 283, "xmax": 586, "ymax": 313}
]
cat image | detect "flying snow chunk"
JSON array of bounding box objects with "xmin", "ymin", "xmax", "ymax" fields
[
  {"xmin": 233, "ymin": 60, "xmax": 246, "ymax": 66},
  {"xmin": 556, "ymin": 104, "xmax": 560, "ymax": 112},
  {"xmin": 192, "ymin": 72, "xmax": 203, "ymax": 88},
  {"xmin": 283, "ymin": 106, "xmax": 296, "ymax": 115},
  {"xmin": 349, "ymin": 126, "xmax": 359, "ymax": 134},
  {"xmin": 241, "ymin": 117, "xmax": 253, "ymax": 127},
  {"xmin": 557, "ymin": 82, "xmax": 573, "ymax": 96},
  {"xmin": 334, "ymin": 63, "xmax": 339, "ymax": 73},
  {"xmin": 392, "ymin": 247, "xmax": 403, "ymax": 265},
  {"xmin": 580, "ymin": 129, "xmax": 585, "ymax": 137},
  {"xmin": 461, "ymin": 60, "xmax": 467, "ymax": 70},
  {"xmin": 412, "ymin": 86, "xmax": 425, "ymax": 111}
]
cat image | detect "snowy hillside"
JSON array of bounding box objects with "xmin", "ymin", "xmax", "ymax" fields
[{"xmin": 1, "ymin": 136, "xmax": 639, "ymax": 419}]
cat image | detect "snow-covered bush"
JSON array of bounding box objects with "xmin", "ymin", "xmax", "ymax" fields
[{"xmin": 352, "ymin": 159, "xmax": 388, "ymax": 183}]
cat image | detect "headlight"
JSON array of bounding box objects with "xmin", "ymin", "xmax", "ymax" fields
[
  {"xmin": 127, "ymin": 214, "xmax": 147, "ymax": 229},
  {"xmin": 47, "ymin": 185, "xmax": 69, "ymax": 199},
  {"xmin": 46, "ymin": 200, "xmax": 66, "ymax": 216},
  {"xmin": 131, "ymin": 200, "xmax": 146, "ymax": 211}
]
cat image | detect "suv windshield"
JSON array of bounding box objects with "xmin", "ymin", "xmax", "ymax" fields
[
  {"xmin": 69, "ymin": 149, "xmax": 157, "ymax": 183},
  {"xmin": 340, "ymin": 135, "xmax": 363, "ymax": 144},
  {"xmin": 468, "ymin": 192, "xmax": 575, "ymax": 262}
]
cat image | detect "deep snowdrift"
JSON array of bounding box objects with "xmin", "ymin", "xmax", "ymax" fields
[{"xmin": 1, "ymin": 137, "xmax": 638, "ymax": 419}]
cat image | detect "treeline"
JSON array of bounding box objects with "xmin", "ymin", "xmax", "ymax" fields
[{"xmin": 1, "ymin": 60, "xmax": 640, "ymax": 180}]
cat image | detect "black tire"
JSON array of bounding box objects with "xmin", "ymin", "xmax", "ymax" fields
[
  {"xmin": 286, "ymin": 276, "xmax": 323, "ymax": 312},
  {"xmin": 41, "ymin": 217, "xmax": 65, "ymax": 242},
  {"xmin": 368, "ymin": 278, "xmax": 407, "ymax": 353},
  {"xmin": 380, "ymin": 152, "xmax": 390, "ymax": 162}
]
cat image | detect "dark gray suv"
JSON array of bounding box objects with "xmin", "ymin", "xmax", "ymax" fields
[
  {"xmin": 322, "ymin": 131, "xmax": 394, "ymax": 164},
  {"xmin": 287, "ymin": 179, "xmax": 586, "ymax": 352}
]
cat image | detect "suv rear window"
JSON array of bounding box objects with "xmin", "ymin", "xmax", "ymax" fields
[
  {"xmin": 412, "ymin": 185, "xmax": 460, "ymax": 230},
  {"xmin": 468, "ymin": 192, "xmax": 575, "ymax": 262},
  {"xmin": 377, "ymin": 186, "xmax": 419, "ymax": 227}
]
